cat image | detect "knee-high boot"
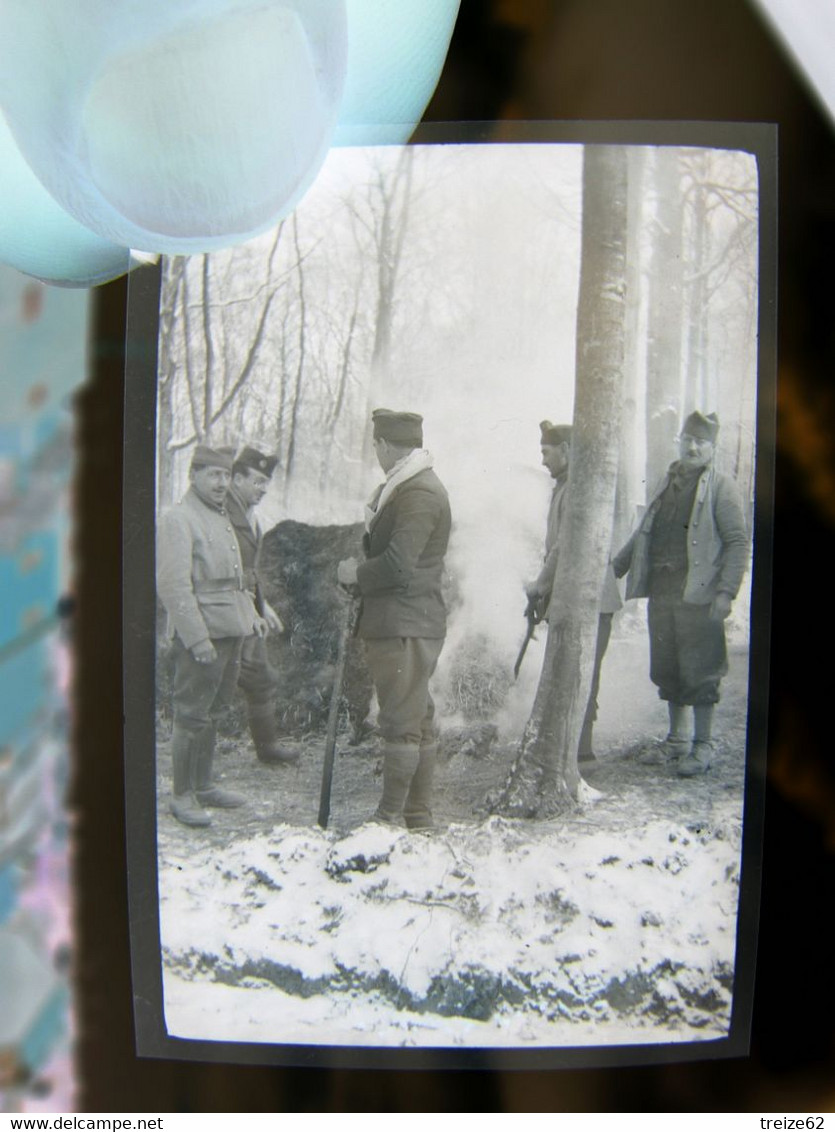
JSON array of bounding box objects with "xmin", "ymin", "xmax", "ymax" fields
[
  {"xmin": 169, "ymin": 727, "xmax": 211, "ymax": 827},
  {"xmin": 404, "ymin": 743, "xmax": 437, "ymax": 830},
  {"xmin": 375, "ymin": 742, "xmax": 420, "ymax": 824},
  {"xmin": 247, "ymin": 703, "xmax": 299, "ymax": 765},
  {"xmin": 194, "ymin": 723, "xmax": 246, "ymax": 808}
]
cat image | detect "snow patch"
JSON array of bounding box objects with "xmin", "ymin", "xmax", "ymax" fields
[{"xmin": 160, "ymin": 812, "xmax": 740, "ymax": 1047}]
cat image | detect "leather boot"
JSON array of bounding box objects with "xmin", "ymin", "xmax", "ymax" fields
[
  {"xmin": 404, "ymin": 743, "xmax": 437, "ymax": 830},
  {"xmin": 194, "ymin": 723, "xmax": 246, "ymax": 808},
  {"xmin": 637, "ymin": 702, "xmax": 690, "ymax": 765},
  {"xmin": 374, "ymin": 742, "xmax": 420, "ymax": 825},
  {"xmin": 248, "ymin": 705, "xmax": 299, "ymax": 765},
  {"xmin": 677, "ymin": 740, "xmax": 713, "ymax": 777},
  {"xmin": 678, "ymin": 705, "xmax": 714, "ymax": 777},
  {"xmin": 169, "ymin": 728, "xmax": 211, "ymax": 827}
]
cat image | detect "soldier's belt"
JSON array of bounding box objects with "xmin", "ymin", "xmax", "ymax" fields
[{"xmin": 193, "ymin": 578, "xmax": 243, "ymax": 594}]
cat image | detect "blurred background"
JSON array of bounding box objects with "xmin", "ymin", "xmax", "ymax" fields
[{"xmin": 5, "ymin": 0, "xmax": 833, "ymax": 1113}]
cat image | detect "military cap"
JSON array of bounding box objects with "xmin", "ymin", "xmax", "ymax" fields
[
  {"xmin": 372, "ymin": 408, "xmax": 424, "ymax": 446},
  {"xmin": 539, "ymin": 420, "xmax": 572, "ymax": 446},
  {"xmin": 233, "ymin": 445, "xmax": 278, "ymax": 478},
  {"xmin": 190, "ymin": 444, "xmax": 234, "ymax": 471},
  {"xmin": 681, "ymin": 411, "xmax": 719, "ymax": 442}
]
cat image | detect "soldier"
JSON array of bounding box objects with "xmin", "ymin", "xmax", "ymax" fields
[
  {"xmin": 337, "ymin": 409, "xmax": 451, "ymax": 830},
  {"xmin": 613, "ymin": 411, "xmax": 748, "ymax": 776},
  {"xmin": 157, "ymin": 445, "xmax": 264, "ymax": 827},
  {"xmin": 226, "ymin": 445, "xmax": 298, "ymax": 765},
  {"xmin": 525, "ymin": 420, "xmax": 622, "ymax": 762}
]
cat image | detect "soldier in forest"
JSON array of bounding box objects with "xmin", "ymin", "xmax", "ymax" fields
[
  {"xmin": 525, "ymin": 420, "xmax": 622, "ymax": 762},
  {"xmin": 157, "ymin": 445, "xmax": 265, "ymax": 827},
  {"xmin": 613, "ymin": 411, "xmax": 748, "ymax": 776},
  {"xmin": 337, "ymin": 409, "xmax": 451, "ymax": 829},
  {"xmin": 226, "ymin": 445, "xmax": 299, "ymax": 767}
]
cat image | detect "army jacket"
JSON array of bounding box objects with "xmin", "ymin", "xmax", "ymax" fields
[
  {"xmin": 356, "ymin": 467, "xmax": 451, "ymax": 639},
  {"xmin": 613, "ymin": 463, "xmax": 748, "ymax": 605},
  {"xmin": 157, "ymin": 487, "xmax": 260, "ymax": 649}
]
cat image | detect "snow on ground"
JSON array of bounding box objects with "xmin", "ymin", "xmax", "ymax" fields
[
  {"xmin": 157, "ymin": 636, "xmax": 750, "ymax": 1050},
  {"xmin": 160, "ymin": 810, "xmax": 740, "ymax": 1048}
]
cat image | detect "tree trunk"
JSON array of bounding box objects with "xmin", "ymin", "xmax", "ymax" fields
[
  {"xmin": 645, "ymin": 148, "xmax": 684, "ymax": 492},
  {"xmin": 360, "ymin": 150, "xmax": 415, "ymax": 465},
  {"xmin": 615, "ymin": 147, "xmax": 645, "ymax": 546},
  {"xmin": 284, "ymin": 213, "xmax": 307, "ymax": 496},
  {"xmin": 499, "ymin": 145, "xmax": 629, "ymax": 818},
  {"xmin": 156, "ymin": 256, "xmax": 186, "ymax": 509},
  {"xmin": 684, "ymin": 171, "xmax": 709, "ymax": 414},
  {"xmin": 201, "ymin": 254, "xmax": 215, "ymax": 440}
]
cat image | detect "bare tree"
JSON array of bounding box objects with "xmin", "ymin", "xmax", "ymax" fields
[
  {"xmin": 614, "ymin": 147, "xmax": 646, "ymax": 546},
  {"xmin": 645, "ymin": 148, "xmax": 685, "ymax": 492},
  {"xmin": 671, "ymin": 149, "xmax": 758, "ymax": 527},
  {"xmin": 499, "ymin": 145, "xmax": 629, "ymax": 817},
  {"xmin": 318, "ymin": 285, "xmax": 362, "ymax": 492},
  {"xmin": 344, "ymin": 149, "xmax": 416, "ymax": 463},
  {"xmin": 283, "ymin": 213, "xmax": 308, "ymax": 496},
  {"xmin": 164, "ymin": 224, "xmax": 286, "ymax": 499},
  {"xmin": 156, "ymin": 256, "xmax": 187, "ymax": 508}
]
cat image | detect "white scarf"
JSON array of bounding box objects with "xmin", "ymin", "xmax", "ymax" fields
[{"xmin": 365, "ymin": 448, "xmax": 433, "ymax": 532}]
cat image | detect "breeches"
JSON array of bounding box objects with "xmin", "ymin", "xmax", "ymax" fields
[
  {"xmin": 647, "ymin": 596, "xmax": 727, "ymax": 706},
  {"xmin": 171, "ymin": 635, "xmax": 242, "ymax": 733},
  {"xmin": 363, "ymin": 636, "xmax": 444, "ymax": 746},
  {"xmin": 237, "ymin": 634, "xmax": 279, "ymax": 708}
]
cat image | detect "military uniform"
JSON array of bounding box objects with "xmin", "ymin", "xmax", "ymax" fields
[
  {"xmin": 225, "ymin": 485, "xmax": 278, "ymax": 689},
  {"xmin": 225, "ymin": 446, "xmax": 297, "ymax": 764},
  {"xmin": 350, "ymin": 410, "xmax": 451, "ymax": 829},
  {"xmin": 614, "ymin": 459, "xmax": 747, "ymax": 705},
  {"xmin": 530, "ymin": 421, "xmax": 622, "ymax": 760},
  {"xmin": 613, "ymin": 411, "xmax": 748, "ymax": 776},
  {"xmin": 157, "ymin": 446, "xmax": 260, "ymax": 825}
]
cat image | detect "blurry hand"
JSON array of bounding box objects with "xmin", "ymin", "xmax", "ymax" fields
[
  {"xmin": 192, "ymin": 640, "xmax": 216, "ymax": 665},
  {"xmin": 262, "ymin": 599, "xmax": 284, "ymax": 633},
  {"xmin": 709, "ymin": 593, "xmax": 733, "ymax": 621}
]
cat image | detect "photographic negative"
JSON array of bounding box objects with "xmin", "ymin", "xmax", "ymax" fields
[{"xmin": 125, "ymin": 124, "xmax": 775, "ymax": 1067}]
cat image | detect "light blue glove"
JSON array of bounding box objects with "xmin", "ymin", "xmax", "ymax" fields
[
  {"xmin": 0, "ymin": 111, "xmax": 130, "ymax": 286},
  {"xmin": 0, "ymin": 0, "xmax": 460, "ymax": 285}
]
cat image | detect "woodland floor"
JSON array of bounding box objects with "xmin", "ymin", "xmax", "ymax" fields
[
  {"xmin": 157, "ymin": 632, "xmax": 749, "ymax": 848},
  {"xmin": 154, "ymin": 630, "xmax": 753, "ymax": 1052}
]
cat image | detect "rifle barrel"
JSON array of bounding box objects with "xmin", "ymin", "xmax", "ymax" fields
[{"xmin": 317, "ymin": 596, "xmax": 359, "ymax": 829}]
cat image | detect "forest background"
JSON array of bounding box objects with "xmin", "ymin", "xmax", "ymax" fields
[{"xmin": 155, "ymin": 141, "xmax": 758, "ymax": 741}]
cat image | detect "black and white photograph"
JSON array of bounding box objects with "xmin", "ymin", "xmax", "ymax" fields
[{"xmin": 129, "ymin": 129, "xmax": 772, "ymax": 1062}]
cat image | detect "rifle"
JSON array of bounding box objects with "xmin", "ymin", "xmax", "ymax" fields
[
  {"xmin": 513, "ymin": 595, "xmax": 544, "ymax": 680},
  {"xmin": 318, "ymin": 594, "xmax": 360, "ymax": 829}
]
